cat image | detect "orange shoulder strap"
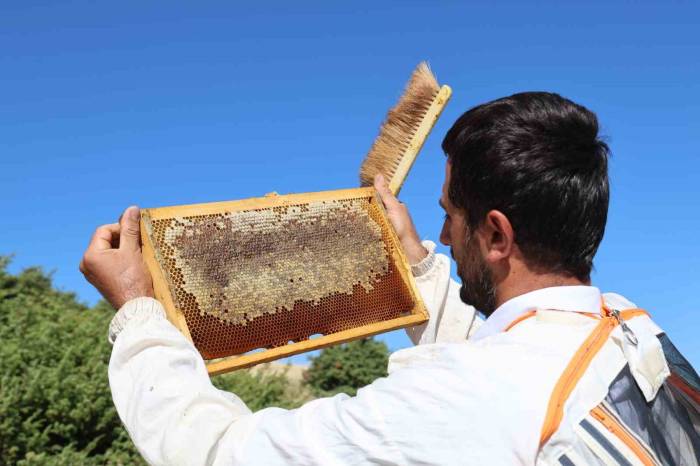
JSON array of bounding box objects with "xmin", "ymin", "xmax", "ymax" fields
[
  {"xmin": 503, "ymin": 310, "xmax": 537, "ymax": 331},
  {"xmin": 538, "ymin": 308, "xmax": 649, "ymax": 447}
]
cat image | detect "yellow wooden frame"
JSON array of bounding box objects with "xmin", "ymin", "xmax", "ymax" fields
[{"xmin": 140, "ymin": 186, "xmax": 428, "ymax": 375}]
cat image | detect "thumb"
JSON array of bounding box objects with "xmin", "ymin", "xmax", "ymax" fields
[
  {"xmin": 119, "ymin": 206, "xmax": 142, "ymax": 251},
  {"xmin": 374, "ymin": 174, "xmax": 401, "ymax": 210}
]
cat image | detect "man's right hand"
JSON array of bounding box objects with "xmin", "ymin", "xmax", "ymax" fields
[
  {"xmin": 79, "ymin": 206, "xmax": 154, "ymax": 310},
  {"xmin": 374, "ymin": 175, "xmax": 428, "ymax": 265}
]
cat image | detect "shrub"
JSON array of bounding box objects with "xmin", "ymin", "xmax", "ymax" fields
[{"xmin": 0, "ymin": 257, "xmax": 145, "ymax": 465}]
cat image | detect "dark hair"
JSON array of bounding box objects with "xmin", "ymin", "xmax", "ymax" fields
[{"xmin": 442, "ymin": 92, "xmax": 609, "ymax": 281}]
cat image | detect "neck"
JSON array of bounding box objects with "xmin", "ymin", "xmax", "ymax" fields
[{"xmin": 494, "ymin": 270, "xmax": 588, "ymax": 311}]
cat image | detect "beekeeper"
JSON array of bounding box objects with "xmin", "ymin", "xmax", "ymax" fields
[{"xmin": 80, "ymin": 92, "xmax": 700, "ymax": 465}]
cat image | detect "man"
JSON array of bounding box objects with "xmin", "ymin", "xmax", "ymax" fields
[{"xmin": 81, "ymin": 92, "xmax": 700, "ymax": 465}]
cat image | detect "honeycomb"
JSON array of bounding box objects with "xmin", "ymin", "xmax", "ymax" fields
[{"xmin": 144, "ymin": 194, "xmax": 415, "ymax": 360}]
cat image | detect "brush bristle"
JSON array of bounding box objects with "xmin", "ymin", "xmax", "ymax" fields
[{"xmin": 359, "ymin": 62, "xmax": 440, "ymax": 188}]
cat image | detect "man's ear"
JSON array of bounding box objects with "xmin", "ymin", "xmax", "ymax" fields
[{"xmin": 478, "ymin": 210, "xmax": 514, "ymax": 264}]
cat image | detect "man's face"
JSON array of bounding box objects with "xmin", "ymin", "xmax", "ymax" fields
[{"xmin": 439, "ymin": 162, "xmax": 497, "ymax": 316}]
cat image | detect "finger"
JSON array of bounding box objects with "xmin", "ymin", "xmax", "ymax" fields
[
  {"xmin": 373, "ymin": 174, "xmax": 402, "ymax": 209},
  {"xmin": 88, "ymin": 223, "xmax": 120, "ymax": 251},
  {"xmin": 119, "ymin": 206, "xmax": 142, "ymax": 251}
]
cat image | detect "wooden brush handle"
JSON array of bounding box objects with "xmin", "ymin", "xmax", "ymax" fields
[{"xmin": 389, "ymin": 85, "xmax": 453, "ymax": 196}]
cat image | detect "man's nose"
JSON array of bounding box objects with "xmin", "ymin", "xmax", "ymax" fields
[{"xmin": 439, "ymin": 223, "xmax": 450, "ymax": 246}]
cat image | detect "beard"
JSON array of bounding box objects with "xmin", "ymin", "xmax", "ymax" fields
[{"xmin": 453, "ymin": 231, "xmax": 497, "ymax": 317}]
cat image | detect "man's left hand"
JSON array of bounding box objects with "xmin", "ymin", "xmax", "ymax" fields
[
  {"xmin": 374, "ymin": 174, "xmax": 428, "ymax": 265},
  {"xmin": 79, "ymin": 206, "xmax": 154, "ymax": 309}
]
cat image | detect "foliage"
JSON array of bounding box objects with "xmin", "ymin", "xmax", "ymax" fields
[
  {"xmin": 0, "ymin": 257, "xmax": 145, "ymax": 465},
  {"xmin": 305, "ymin": 338, "xmax": 389, "ymax": 397}
]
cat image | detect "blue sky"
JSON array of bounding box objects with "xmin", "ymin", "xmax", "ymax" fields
[{"xmin": 1, "ymin": 1, "xmax": 698, "ymax": 367}]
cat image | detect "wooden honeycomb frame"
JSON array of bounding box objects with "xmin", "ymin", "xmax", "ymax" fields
[{"xmin": 140, "ymin": 187, "xmax": 428, "ymax": 375}]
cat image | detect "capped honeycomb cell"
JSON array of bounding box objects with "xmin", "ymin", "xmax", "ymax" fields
[{"xmin": 141, "ymin": 187, "xmax": 427, "ymax": 373}]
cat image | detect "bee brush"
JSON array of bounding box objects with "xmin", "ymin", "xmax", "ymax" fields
[{"xmin": 359, "ymin": 62, "xmax": 452, "ymax": 196}]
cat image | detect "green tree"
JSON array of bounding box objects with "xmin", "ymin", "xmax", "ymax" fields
[
  {"xmin": 305, "ymin": 338, "xmax": 389, "ymax": 397},
  {"xmin": 0, "ymin": 257, "xmax": 144, "ymax": 465}
]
